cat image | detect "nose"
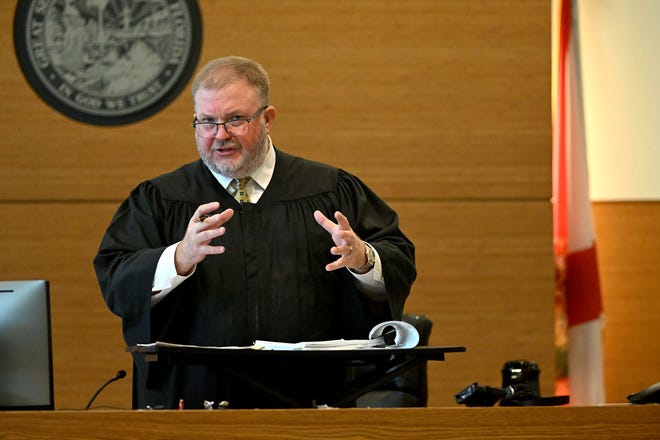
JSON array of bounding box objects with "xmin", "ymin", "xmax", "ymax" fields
[{"xmin": 215, "ymin": 123, "xmax": 232, "ymax": 140}]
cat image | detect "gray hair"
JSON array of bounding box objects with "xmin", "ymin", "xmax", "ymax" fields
[{"xmin": 191, "ymin": 56, "xmax": 270, "ymax": 105}]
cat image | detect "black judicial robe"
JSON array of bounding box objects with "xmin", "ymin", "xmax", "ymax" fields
[{"xmin": 94, "ymin": 148, "xmax": 416, "ymax": 409}]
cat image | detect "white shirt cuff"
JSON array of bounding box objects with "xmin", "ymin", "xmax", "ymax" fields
[
  {"xmin": 350, "ymin": 245, "xmax": 386, "ymax": 297},
  {"xmin": 151, "ymin": 242, "xmax": 195, "ymax": 305}
]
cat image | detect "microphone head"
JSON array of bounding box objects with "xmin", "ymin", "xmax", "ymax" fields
[{"xmin": 116, "ymin": 370, "xmax": 127, "ymax": 379}]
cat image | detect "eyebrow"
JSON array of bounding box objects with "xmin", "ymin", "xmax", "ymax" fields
[{"xmin": 196, "ymin": 109, "xmax": 246, "ymax": 121}]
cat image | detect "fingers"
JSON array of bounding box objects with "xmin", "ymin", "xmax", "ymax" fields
[
  {"xmin": 314, "ymin": 210, "xmax": 365, "ymax": 272},
  {"xmin": 313, "ymin": 210, "xmax": 334, "ymax": 233},
  {"xmin": 329, "ymin": 243, "xmax": 353, "ymax": 257},
  {"xmin": 325, "ymin": 240, "xmax": 365, "ymax": 271},
  {"xmin": 191, "ymin": 202, "xmax": 234, "ymax": 226},
  {"xmin": 192, "ymin": 201, "xmax": 220, "ymax": 222},
  {"xmin": 314, "ymin": 210, "xmax": 351, "ymax": 234},
  {"xmin": 190, "ymin": 205, "xmax": 234, "ymax": 245},
  {"xmin": 175, "ymin": 204, "xmax": 235, "ymax": 274},
  {"xmin": 333, "ymin": 211, "xmax": 351, "ymax": 231}
]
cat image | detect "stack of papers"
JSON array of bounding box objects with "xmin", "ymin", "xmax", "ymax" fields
[
  {"xmin": 136, "ymin": 320, "xmax": 420, "ymax": 352},
  {"xmin": 254, "ymin": 320, "xmax": 419, "ymax": 351}
]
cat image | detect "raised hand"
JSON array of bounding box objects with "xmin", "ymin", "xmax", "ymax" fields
[
  {"xmin": 175, "ymin": 202, "xmax": 234, "ymax": 275},
  {"xmin": 313, "ymin": 210, "xmax": 367, "ymax": 271}
]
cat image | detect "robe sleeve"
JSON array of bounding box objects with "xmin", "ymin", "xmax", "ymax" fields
[
  {"xmin": 93, "ymin": 181, "xmax": 171, "ymax": 347},
  {"xmin": 335, "ymin": 170, "xmax": 417, "ymax": 321}
]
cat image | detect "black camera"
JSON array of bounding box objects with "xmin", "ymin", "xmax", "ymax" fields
[
  {"xmin": 454, "ymin": 382, "xmax": 506, "ymax": 407},
  {"xmin": 455, "ymin": 360, "xmax": 568, "ymax": 407}
]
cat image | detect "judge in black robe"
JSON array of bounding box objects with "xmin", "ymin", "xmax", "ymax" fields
[{"xmin": 93, "ymin": 57, "xmax": 416, "ymax": 410}]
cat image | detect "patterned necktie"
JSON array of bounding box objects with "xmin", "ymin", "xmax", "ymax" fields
[{"xmin": 233, "ymin": 177, "xmax": 251, "ymax": 203}]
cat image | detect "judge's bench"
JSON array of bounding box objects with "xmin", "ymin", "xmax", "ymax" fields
[{"xmin": 1, "ymin": 405, "xmax": 658, "ymax": 439}]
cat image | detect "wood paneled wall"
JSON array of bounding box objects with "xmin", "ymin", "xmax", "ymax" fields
[
  {"xmin": 592, "ymin": 202, "xmax": 660, "ymax": 403},
  {"xmin": 3, "ymin": 0, "xmax": 653, "ymax": 410}
]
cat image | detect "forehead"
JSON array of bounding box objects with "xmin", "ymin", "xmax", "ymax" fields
[{"xmin": 194, "ymin": 79, "xmax": 259, "ymax": 115}]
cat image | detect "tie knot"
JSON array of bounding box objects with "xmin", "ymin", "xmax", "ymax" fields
[{"xmin": 234, "ymin": 177, "xmax": 251, "ymax": 203}]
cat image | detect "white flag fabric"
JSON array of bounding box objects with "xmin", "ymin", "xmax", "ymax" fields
[{"xmin": 552, "ymin": 0, "xmax": 605, "ymax": 406}]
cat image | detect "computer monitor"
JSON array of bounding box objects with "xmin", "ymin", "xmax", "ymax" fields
[{"xmin": 0, "ymin": 280, "xmax": 54, "ymax": 410}]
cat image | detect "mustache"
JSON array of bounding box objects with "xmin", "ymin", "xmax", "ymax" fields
[{"xmin": 211, "ymin": 140, "xmax": 240, "ymax": 151}]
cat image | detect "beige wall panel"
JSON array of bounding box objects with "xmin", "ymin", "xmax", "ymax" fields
[
  {"xmin": 2, "ymin": 204, "xmax": 652, "ymax": 409},
  {"xmin": 1, "ymin": 1, "xmax": 550, "ymax": 202},
  {"xmin": 0, "ymin": 203, "xmax": 133, "ymax": 410},
  {"xmin": 394, "ymin": 200, "xmax": 555, "ymax": 405},
  {"xmin": 1, "ymin": 200, "xmax": 553, "ymax": 409},
  {"xmin": 592, "ymin": 202, "xmax": 660, "ymax": 403}
]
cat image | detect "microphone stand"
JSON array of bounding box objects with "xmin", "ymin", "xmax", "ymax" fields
[{"xmin": 85, "ymin": 370, "xmax": 127, "ymax": 410}]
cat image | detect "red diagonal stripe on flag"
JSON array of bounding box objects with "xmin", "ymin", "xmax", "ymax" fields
[{"xmin": 565, "ymin": 246, "xmax": 603, "ymax": 326}]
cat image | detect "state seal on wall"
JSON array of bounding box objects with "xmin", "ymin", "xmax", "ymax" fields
[{"xmin": 13, "ymin": 0, "xmax": 202, "ymax": 126}]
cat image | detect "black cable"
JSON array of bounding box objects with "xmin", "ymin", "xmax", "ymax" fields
[{"xmin": 85, "ymin": 370, "xmax": 127, "ymax": 410}]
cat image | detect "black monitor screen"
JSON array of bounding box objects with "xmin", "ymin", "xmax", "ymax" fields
[{"xmin": 0, "ymin": 280, "xmax": 54, "ymax": 410}]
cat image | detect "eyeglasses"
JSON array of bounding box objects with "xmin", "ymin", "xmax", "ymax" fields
[{"xmin": 192, "ymin": 105, "xmax": 268, "ymax": 138}]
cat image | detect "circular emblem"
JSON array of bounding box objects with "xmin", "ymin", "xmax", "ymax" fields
[{"xmin": 14, "ymin": 0, "xmax": 202, "ymax": 126}]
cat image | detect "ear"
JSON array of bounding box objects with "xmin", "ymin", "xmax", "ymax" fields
[{"xmin": 263, "ymin": 105, "xmax": 276, "ymax": 132}]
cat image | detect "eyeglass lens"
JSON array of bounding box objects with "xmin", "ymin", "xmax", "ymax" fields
[{"xmin": 193, "ymin": 106, "xmax": 266, "ymax": 138}]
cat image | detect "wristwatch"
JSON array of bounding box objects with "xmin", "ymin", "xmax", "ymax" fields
[{"xmin": 352, "ymin": 242, "xmax": 376, "ymax": 274}]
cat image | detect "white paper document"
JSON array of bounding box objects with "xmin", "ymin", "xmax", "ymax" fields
[
  {"xmin": 254, "ymin": 320, "xmax": 420, "ymax": 351},
  {"xmin": 135, "ymin": 320, "xmax": 420, "ymax": 352}
]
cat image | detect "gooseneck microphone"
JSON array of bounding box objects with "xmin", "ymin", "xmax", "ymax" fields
[{"xmin": 85, "ymin": 370, "xmax": 127, "ymax": 410}]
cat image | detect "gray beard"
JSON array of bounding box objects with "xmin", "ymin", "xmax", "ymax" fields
[{"xmin": 198, "ymin": 124, "xmax": 269, "ymax": 179}]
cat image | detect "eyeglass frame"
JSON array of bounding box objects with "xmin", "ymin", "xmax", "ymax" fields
[{"xmin": 191, "ymin": 105, "xmax": 268, "ymax": 138}]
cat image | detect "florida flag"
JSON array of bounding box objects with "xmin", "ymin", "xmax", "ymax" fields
[{"xmin": 552, "ymin": 0, "xmax": 605, "ymax": 405}]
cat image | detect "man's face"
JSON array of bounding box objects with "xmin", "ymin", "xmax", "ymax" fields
[{"xmin": 193, "ymin": 79, "xmax": 274, "ymax": 179}]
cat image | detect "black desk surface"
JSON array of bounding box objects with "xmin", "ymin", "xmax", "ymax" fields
[
  {"xmin": 128, "ymin": 344, "xmax": 466, "ymax": 362},
  {"xmin": 127, "ymin": 344, "xmax": 466, "ymax": 408}
]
